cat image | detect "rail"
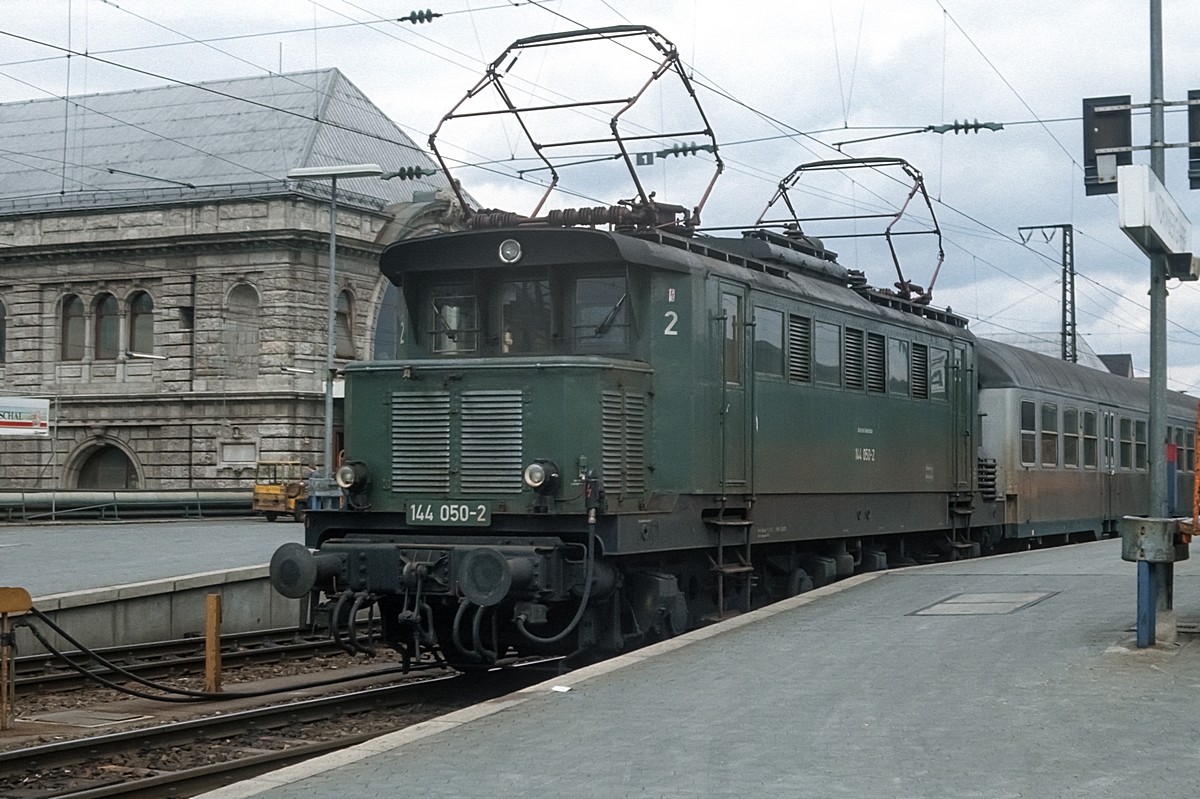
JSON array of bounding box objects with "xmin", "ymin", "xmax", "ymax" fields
[{"xmin": 0, "ymin": 489, "xmax": 252, "ymax": 522}]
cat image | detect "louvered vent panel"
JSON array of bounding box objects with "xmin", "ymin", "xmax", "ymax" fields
[
  {"xmin": 866, "ymin": 333, "xmax": 886, "ymax": 394},
  {"xmin": 461, "ymin": 390, "xmax": 523, "ymax": 493},
  {"xmin": 624, "ymin": 393, "xmax": 646, "ymax": 493},
  {"xmin": 391, "ymin": 392, "xmax": 450, "ymax": 492},
  {"xmin": 845, "ymin": 328, "xmax": 864, "ymax": 390},
  {"xmin": 912, "ymin": 344, "xmax": 929, "ymax": 399},
  {"xmin": 602, "ymin": 391, "xmax": 624, "ymax": 490},
  {"xmin": 601, "ymin": 390, "xmax": 647, "ymax": 496},
  {"xmin": 788, "ymin": 315, "xmax": 811, "ymax": 383}
]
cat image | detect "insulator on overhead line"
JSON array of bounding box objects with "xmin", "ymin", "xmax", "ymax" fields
[{"xmin": 402, "ymin": 9, "xmax": 441, "ymax": 24}]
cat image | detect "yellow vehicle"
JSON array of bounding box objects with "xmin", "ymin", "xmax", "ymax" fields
[{"xmin": 253, "ymin": 461, "xmax": 307, "ymax": 523}]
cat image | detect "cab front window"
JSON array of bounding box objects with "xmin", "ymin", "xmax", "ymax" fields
[
  {"xmin": 574, "ymin": 276, "xmax": 629, "ymax": 354},
  {"xmin": 499, "ymin": 279, "xmax": 552, "ymax": 354},
  {"xmin": 431, "ymin": 289, "xmax": 478, "ymax": 354}
]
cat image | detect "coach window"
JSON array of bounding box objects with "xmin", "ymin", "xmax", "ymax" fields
[
  {"xmin": 813, "ymin": 321, "xmax": 841, "ymax": 387},
  {"xmin": 1136, "ymin": 420, "xmax": 1148, "ymax": 470},
  {"xmin": 1187, "ymin": 429, "xmax": 1196, "ymax": 472},
  {"xmin": 865, "ymin": 332, "xmax": 885, "ymax": 393},
  {"xmin": 787, "ymin": 315, "xmax": 811, "ymax": 383},
  {"xmin": 576, "ymin": 276, "xmax": 628, "ymax": 355},
  {"xmin": 128, "ymin": 291, "xmax": 154, "ymax": 354},
  {"xmin": 888, "ymin": 338, "xmax": 910, "ymax": 397},
  {"xmin": 1119, "ymin": 418, "xmax": 1133, "ymax": 469},
  {"xmin": 843, "ymin": 327, "xmax": 864, "ymax": 389},
  {"xmin": 1063, "ymin": 407, "xmax": 1079, "ymax": 467},
  {"xmin": 431, "ymin": 285, "xmax": 478, "ymax": 355},
  {"xmin": 754, "ymin": 307, "xmax": 784, "ymax": 376},
  {"xmin": 929, "ymin": 347, "xmax": 948, "ymax": 400},
  {"xmin": 1041, "ymin": 402, "xmax": 1058, "ymax": 467},
  {"xmin": 61, "ymin": 294, "xmax": 85, "ymax": 361},
  {"xmin": 499, "ymin": 279, "xmax": 552, "ymax": 354},
  {"xmin": 1020, "ymin": 400, "xmax": 1036, "ymax": 466},
  {"xmin": 95, "ymin": 293, "xmax": 119, "ymax": 360},
  {"xmin": 1173, "ymin": 427, "xmax": 1184, "ymax": 470},
  {"xmin": 1083, "ymin": 410, "xmax": 1098, "ymax": 468}
]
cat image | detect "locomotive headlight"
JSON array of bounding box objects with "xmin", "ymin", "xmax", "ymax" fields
[
  {"xmin": 335, "ymin": 460, "xmax": 370, "ymax": 492},
  {"xmin": 498, "ymin": 238, "xmax": 522, "ymax": 264},
  {"xmin": 523, "ymin": 459, "xmax": 560, "ymax": 494}
]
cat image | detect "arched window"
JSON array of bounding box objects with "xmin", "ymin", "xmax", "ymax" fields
[
  {"xmin": 128, "ymin": 291, "xmax": 154, "ymax": 354},
  {"xmin": 373, "ymin": 283, "xmax": 400, "ymax": 360},
  {"xmin": 78, "ymin": 445, "xmax": 137, "ymax": 489},
  {"xmin": 61, "ymin": 294, "xmax": 85, "ymax": 361},
  {"xmin": 0, "ymin": 299, "xmax": 6, "ymax": 364},
  {"xmin": 95, "ymin": 294, "xmax": 119, "ymax": 360},
  {"xmin": 335, "ymin": 290, "xmax": 356, "ymax": 359},
  {"xmin": 226, "ymin": 284, "xmax": 260, "ymax": 379}
]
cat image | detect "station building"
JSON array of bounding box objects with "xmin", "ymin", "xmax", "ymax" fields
[{"xmin": 0, "ymin": 69, "xmax": 460, "ymax": 490}]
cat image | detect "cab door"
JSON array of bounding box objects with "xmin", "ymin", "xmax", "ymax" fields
[
  {"xmin": 950, "ymin": 342, "xmax": 974, "ymax": 492},
  {"xmin": 718, "ymin": 285, "xmax": 749, "ymax": 493}
]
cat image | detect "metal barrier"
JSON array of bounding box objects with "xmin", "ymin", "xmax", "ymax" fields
[{"xmin": 0, "ymin": 490, "xmax": 253, "ymax": 522}]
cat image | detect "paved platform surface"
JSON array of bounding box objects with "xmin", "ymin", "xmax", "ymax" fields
[
  {"xmin": 0, "ymin": 519, "xmax": 302, "ymax": 597},
  {"xmin": 200, "ymin": 538, "xmax": 1200, "ymax": 799}
]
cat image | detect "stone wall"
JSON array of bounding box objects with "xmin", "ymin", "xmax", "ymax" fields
[{"xmin": 0, "ymin": 193, "xmax": 428, "ymax": 490}]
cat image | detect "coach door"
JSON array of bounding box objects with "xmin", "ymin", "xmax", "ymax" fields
[
  {"xmin": 1101, "ymin": 406, "xmax": 1118, "ymax": 518},
  {"xmin": 718, "ymin": 286, "xmax": 749, "ymax": 493}
]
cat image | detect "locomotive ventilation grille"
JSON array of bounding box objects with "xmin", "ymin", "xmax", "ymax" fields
[
  {"xmin": 390, "ymin": 390, "xmax": 523, "ymax": 494},
  {"xmin": 391, "ymin": 392, "xmax": 451, "ymax": 492},
  {"xmin": 460, "ymin": 390, "xmax": 524, "ymax": 493},
  {"xmin": 602, "ymin": 390, "xmax": 646, "ymax": 496}
]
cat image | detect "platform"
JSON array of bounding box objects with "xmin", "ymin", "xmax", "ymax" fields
[
  {"xmin": 1, "ymin": 518, "xmax": 304, "ymax": 654},
  {"xmin": 0, "ymin": 518, "xmax": 302, "ymax": 597},
  {"xmin": 197, "ymin": 538, "xmax": 1200, "ymax": 799}
]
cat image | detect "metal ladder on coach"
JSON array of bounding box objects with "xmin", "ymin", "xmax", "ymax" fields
[{"xmin": 705, "ymin": 515, "xmax": 755, "ymax": 620}]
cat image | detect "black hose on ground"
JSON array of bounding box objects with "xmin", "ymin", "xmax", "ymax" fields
[{"xmin": 19, "ymin": 606, "xmax": 437, "ymax": 703}]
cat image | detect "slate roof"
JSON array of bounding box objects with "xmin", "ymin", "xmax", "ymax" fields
[{"xmin": 0, "ymin": 68, "xmax": 449, "ymax": 216}]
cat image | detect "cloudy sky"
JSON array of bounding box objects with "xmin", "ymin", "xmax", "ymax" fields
[{"xmin": 4, "ymin": 1, "xmax": 1200, "ymax": 389}]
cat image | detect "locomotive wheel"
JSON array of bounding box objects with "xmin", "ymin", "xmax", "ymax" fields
[{"xmin": 264, "ymin": 511, "xmax": 279, "ymax": 522}]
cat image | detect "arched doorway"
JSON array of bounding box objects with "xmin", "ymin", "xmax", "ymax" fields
[{"xmin": 77, "ymin": 445, "xmax": 139, "ymax": 489}]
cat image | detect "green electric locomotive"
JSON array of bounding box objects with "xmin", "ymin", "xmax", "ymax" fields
[
  {"xmin": 266, "ymin": 25, "xmax": 986, "ymax": 668},
  {"xmin": 269, "ymin": 219, "xmax": 980, "ymax": 667}
]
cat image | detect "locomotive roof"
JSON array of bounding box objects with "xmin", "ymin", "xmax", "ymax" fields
[
  {"xmin": 382, "ymin": 226, "xmax": 970, "ymax": 338},
  {"xmin": 977, "ymin": 337, "xmax": 1196, "ymax": 415}
]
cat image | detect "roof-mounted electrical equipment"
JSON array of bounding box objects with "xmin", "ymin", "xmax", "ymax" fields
[
  {"xmin": 751, "ymin": 157, "xmax": 946, "ymax": 306},
  {"xmin": 428, "ymin": 25, "xmax": 723, "ymax": 233}
]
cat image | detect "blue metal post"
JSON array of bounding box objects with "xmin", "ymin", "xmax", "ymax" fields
[{"xmin": 1137, "ymin": 559, "xmax": 1156, "ymax": 647}]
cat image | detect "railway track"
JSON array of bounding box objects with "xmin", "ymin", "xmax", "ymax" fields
[
  {"xmin": 13, "ymin": 627, "xmax": 349, "ymax": 697},
  {"xmin": 0, "ymin": 663, "xmax": 552, "ymax": 799}
]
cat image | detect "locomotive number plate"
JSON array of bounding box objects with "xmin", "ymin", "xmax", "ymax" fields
[{"xmin": 408, "ymin": 501, "xmax": 491, "ymax": 526}]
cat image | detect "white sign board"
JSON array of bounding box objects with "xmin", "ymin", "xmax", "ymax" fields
[
  {"xmin": 0, "ymin": 397, "xmax": 50, "ymax": 437},
  {"xmin": 1118, "ymin": 164, "xmax": 1192, "ymax": 256}
]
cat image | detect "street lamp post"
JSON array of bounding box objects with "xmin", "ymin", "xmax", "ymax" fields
[{"xmin": 286, "ymin": 164, "xmax": 383, "ymax": 507}]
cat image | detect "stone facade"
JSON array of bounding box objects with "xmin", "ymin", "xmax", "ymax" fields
[{"xmin": 0, "ymin": 194, "xmax": 457, "ymax": 489}]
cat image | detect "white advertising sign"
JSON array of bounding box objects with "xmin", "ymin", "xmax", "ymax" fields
[
  {"xmin": 1118, "ymin": 164, "xmax": 1192, "ymax": 256},
  {"xmin": 0, "ymin": 397, "xmax": 50, "ymax": 436}
]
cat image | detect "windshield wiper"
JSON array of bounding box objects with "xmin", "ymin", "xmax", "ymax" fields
[{"xmin": 594, "ymin": 293, "xmax": 627, "ymax": 336}]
